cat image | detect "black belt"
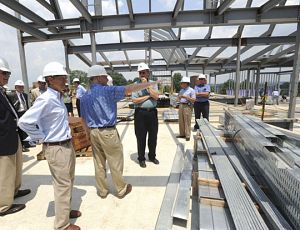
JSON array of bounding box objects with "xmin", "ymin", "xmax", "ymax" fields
[
  {"xmin": 91, "ymin": 125, "xmax": 115, "ymax": 129},
  {"xmin": 43, "ymin": 139, "xmax": 71, "ymax": 146},
  {"xmin": 136, "ymin": 107, "xmax": 156, "ymax": 112}
]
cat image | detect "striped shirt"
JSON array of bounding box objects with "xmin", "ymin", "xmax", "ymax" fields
[{"xmin": 80, "ymin": 84, "xmax": 125, "ymax": 128}]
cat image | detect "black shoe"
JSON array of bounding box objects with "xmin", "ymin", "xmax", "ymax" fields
[
  {"xmin": 186, "ymin": 137, "xmax": 190, "ymax": 141},
  {"xmin": 22, "ymin": 147, "xmax": 30, "ymax": 152},
  {"xmin": 139, "ymin": 161, "xmax": 146, "ymax": 168},
  {"xmin": 0, "ymin": 204, "xmax": 25, "ymax": 216},
  {"xmin": 176, "ymin": 135, "xmax": 185, "ymax": 139},
  {"xmin": 149, "ymin": 158, "xmax": 159, "ymax": 164},
  {"xmin": 14, "ymin": 189, "xmax": 31, "ymax": 199}
]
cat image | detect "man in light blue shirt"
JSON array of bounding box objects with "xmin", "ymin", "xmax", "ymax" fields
[
  {"xmin": 80, "ymin": 65, "xmax": 158, "ymax": 199},
  {"xmin": 19, "ymin": 62, "xmax": 81, "ymax": 230},
  {"xmin": 176, "ymin": 76, "xmax": 196, "ymax": 141},
  {"xmin": 73, "ymin": 78, "xmax": 86, "ymax": 117},
  {"xmin": 194, "ymin": 74, "xmax": 210, "ymax": 130}
]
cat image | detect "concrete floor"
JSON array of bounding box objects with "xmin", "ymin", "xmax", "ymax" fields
[{"xmin": 2, "ymin": 98, "xmax": 300, "ymax": 230}]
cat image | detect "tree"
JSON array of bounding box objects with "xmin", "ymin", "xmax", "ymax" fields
[
  {"xmin": 219, "ymin": 79, "xmax": 235, "ymax": 95},
  {"xmin": 69, "ymin": 70, "xmax": 88, "ymax": 86},
  {"xmin": 109, "ymin": 72, "xmax": 128, "ymax": 86},
  {"xmin": 173, "ymin": 73, "xmax": 182, "ymax": 93}
]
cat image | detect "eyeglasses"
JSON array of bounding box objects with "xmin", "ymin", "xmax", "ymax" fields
[
  {"xmin": 199, "ymin": 78, "xmax": 205, "ymax": 80},
  {"xmin": 0, "ymin": 71, "xmax": 11, "ymax": 77}
]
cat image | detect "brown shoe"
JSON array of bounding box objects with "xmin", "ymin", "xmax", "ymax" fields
[
  {"xmin": 118, "ymin": 184, "xmax": 132, "ymax": 199},
  {"xmin": 0, "ymin": 204, "xmax": 25, "ymax": 216},
  {"xmin": 69, "ymin": 210, "xmax": 81, "ymax": 219},
  {"xmin": 64, "ymin": 224, "xmax": 80, "ymax": 230}
]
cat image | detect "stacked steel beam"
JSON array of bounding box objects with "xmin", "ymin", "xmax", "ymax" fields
[{"xmin": 224, "ymin": 111, "xmax": 300, "ymax": 229}]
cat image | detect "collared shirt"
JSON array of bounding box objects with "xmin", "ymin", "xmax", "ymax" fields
[
  {"xmin": 16, "ymin": 91, "xmax": 27, "ymax": 112},
  {"xmin": 0, "ymin": 86, "xmax": 18, "ymax": 122},
  {"xmin": 272, "ymin": 90, "xmax": 279, "ymax": 97},
  {"xmin": 76, "ymin": 84, "xmax": 86, "ymax": 99},
  {"xmin": 18, "ymin": 87, "xmax": 71, "ymax": 142},
  {"xmin": 80, "ymin": 84, "xmax": 125, "ymax": 128},
  {"xmin": 179, "ymin": 86, "xmax": 196, "ymax": 104},
  {"xmin": 194, "ymin": 84, "xmax": 211, "ymax": 102},
  {"xmin": 131, "ymin": 80, "xmax": 158, "ymax": 108}
]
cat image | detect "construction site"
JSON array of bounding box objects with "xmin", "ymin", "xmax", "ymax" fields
[{"xmin": 1, "ymin": 0, "xmax": 300, "ymax": 230}]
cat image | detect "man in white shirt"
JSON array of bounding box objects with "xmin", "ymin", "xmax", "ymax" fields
[
  {"xmin": 18, "ymin": 62, "xmax": 80, "ymax": 230},
  {"xmin": 73, "ymin": 78, "xmax": 86, "ymax": 117},
  {"xmin": 272, "ymin": 89, "xmax": 279, "ymax": 105}
]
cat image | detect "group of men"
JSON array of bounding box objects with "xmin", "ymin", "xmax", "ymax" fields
[
  {"xmin": 177, "ymin": 74, "xmax": 210, "ymax": 141},
  {"xmin": 0, "ymin": 57, "xmax": 161, "ymax": 230}
]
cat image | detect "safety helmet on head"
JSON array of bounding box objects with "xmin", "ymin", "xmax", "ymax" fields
[
  {"xmin": 137, "ymin": 62, "xmax": 149, "ymax": 72},
  {"xmin": 42, "ymin": 62, "xmax": 68, "ymax": 78},
  {"xmin": 0, "ymin": 57, "xmax": 11, "ymax": 73},
  {"xmin": 37, "ymin": 75, "xmax": 46, "ymax": 83},
  {"xmin": 3, "ymin": 85, "xmax": 8, "ymax": 89},
  {"xmin": 107, "ymin": 75, "xmax": 113, "ymax": 86},
  {"xmin": 65, "ymin": 83, "xmax": 69, "ymax": 86},
  {"xmin": 72, "ymin": 78, "xmax": 80, "ymax": 83},
  {"xmin": 87, "ymin": 65, "xmax": 107, "ymax": 78},
  {"xmin": 198, "ymin": 74, "xmax": 206, "ymax": 80},
  {"xmin": 14, "ymin": 80, "xmax": 25, "ymax": 86},
  {"xmin": 180, "ymin": 76, "xmax": 190, "ymax": 83}
]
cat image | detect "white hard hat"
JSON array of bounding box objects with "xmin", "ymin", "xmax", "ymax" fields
[
  {"xmin": 72, "ymin": 78, "xmax": 80, "ymax": 83},
  {"xmin": 3, "ymin": 85, "xmax": 8, "ymax": 89},
  {"xmin": 107, "ymin": 75, "xmax": 113, "ymax": 86},
  {"xmin": 37, "ymin": 75, "xmax": 46, "ymax": 83},
  {"xmin": 42, "ymin": 62, "xmax": 68, "ymax": 78},
  {"xmin": 14, "ymin": 80, "xmax": 25, "ymax": 86},
  {"xmin": 87, "ymin": 65, "xmax": 107, "ymax": 78},
  {"xmin": 0, "ymin": 57, "xmax": 11, "ymax": 73},
  {"xmin": 198, "ymin": 74, "xmax": 206, "ymax": 79},
  {"xmin": 137, "ymin": 62, "xmax": 149, "ymax": 72},
  {"xmin": 65, "ymin": 83, "xmax": 69, "ymax": 86},
  {"xmin": 180, "ymin": 76, "xmax": 190, "ymax": 83}
]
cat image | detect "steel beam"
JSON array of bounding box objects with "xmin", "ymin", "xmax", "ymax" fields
[
  {"xmin": 0, "ymin": 9, "xmax": 47, "ymax": 40},
  {"xmin": 67, "ymin": 36, "xmax": 296, "ymax": 53},
  {"xmin": 70, "ymin": 0, "xmax": 92, "ymax": 23},
  {"xmin": 288, "ymin": 22, "xmax": 300, "ymax": 119},
  {"xmin": 241, "ymin": 45, "xmax": 278, "ymax": 65},
  {"xmin": 126, "ymin": 0, "xmax": 134, "ymax": 22},
  {"xmin": 36, "ymin": 0, "xmax": 55, "ymax": 14},
  {"xmin": 217, "ymin": 0, "xmax": 235, "ymax": 15},
  {"xmin": 22, "ymin": 32, "xmax": 82, "ymax": 43},
  {"xmin": 172, "ymin": 0, "xmax": 184, "ymax": 19},
  {"xmin": 234, "ymin": 38, "xmax": 241, "ymax": 106},
  {"xmin": 0, "ymin": 0, "xmax": 47, "ymax": 26},
  {"xmin": 90, "ymin": 32, "xmax": 97, "ymax": 65},
  {"xmin": 258, "ymin": 0, "xmax": 286, "ymax": 15},
  {"xmin": 262, "ymin": 45, "xmax": 295, "ymax": 64},
  {"xmin": 28, "ymin": 6, "xmax": 299, "ymax": 30}
]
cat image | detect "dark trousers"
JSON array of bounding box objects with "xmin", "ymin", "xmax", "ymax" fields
[
  {"xmin": 194, "ymin": 101, "xmax": 209, "ymax": 129},
  {"xmin": 134, "ymin": 108, "xmax": 158, "ymax": 162},
  {"xmin": 76, "ymin": 99, "xmax": 81, "ymax": 117},
  {"xmin": 18, "ymin": 111, "xmax": 29, "ymax": 148}
]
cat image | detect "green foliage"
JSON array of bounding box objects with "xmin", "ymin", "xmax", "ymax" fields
[
  {"xmin": 210, "ymin": 85, "xmax": 215, "ymax": 92},
  {"xmin": 69, "ymin": 70, "xmax": 88, "ymax": 86},
  {"xmin": 173, "ymin": 73, "xmax": 182, "ymax": 93},
  {"xmin": 163, "ymin": 85, "xmax": 171, "ymax": 93},
  {"xmin": 219, "ymin": 79, "xmax": 235, "ymax": 94},
  {"xmin": 109, "ymin": 72, "xmax": 128, "ymax": 86}
]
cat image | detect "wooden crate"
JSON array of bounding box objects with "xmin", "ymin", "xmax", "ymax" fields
[{"xmin": 69, "ymin": 117, "xmax": 91, "ymax": 152}]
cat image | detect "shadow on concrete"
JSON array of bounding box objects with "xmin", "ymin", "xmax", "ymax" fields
[
  {"xmin": 23, "ymin": 154, "xmax": 35, "ymax": 163},
  {"xmin": 165, "ymin": 123, "xmax": 182, "ymax": 145},
  {"xmin": 129, "ymin": 152, "xmax": 139, "ymax": 165}
]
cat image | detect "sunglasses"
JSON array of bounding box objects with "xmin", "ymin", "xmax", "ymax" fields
[{"xmin": 0, "ymin": 71, "xmax": 11, "ymax": 77}]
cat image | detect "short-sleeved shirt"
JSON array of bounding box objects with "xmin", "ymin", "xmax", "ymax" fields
[
  {"xmin": 80, "ymin": 84, "xmax": 125, "ymax": 128},
  {"xmin": 76, "ymin": 84, "xmax": 86, "ymax": 99},
  {"xmin": 179, "ymin": 87, "xmax": 196, "ymax": 104},
  {"xmin": 194, "ymin": 84, "xmax": 210, "ymax": 102},
  {"xmin": 131, "ymin": 80, "xmax": 157, "ymax": 108}
]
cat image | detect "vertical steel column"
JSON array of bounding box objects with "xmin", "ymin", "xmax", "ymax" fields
[
  {"xmin": 254, "ymin": 67, "xmax": 261, "ymax": 105},
  {"xmin": 64, "ymin": 41, "xmax": 70, "ymax": 84},
  {"xmin": 15, "ymin": 11, "xmax": 29, "ymax": 96},
  {"xmin": 246, "ymin": 69, "xmax": 250, "ymax": 97},
  {"xmin": 90, "ymin": 32, "xmax": 97, "ymax": 65},
  {"xmin": 288, "ymin": 23, "xmax": 300, "ymax": 118},
  {"xmin": 214, "ymin": 74, "xmax": 216, "ymax": 93},
  {"xmin": 234, "ymin": 38, "xmax": 241, "ymax": 106}
]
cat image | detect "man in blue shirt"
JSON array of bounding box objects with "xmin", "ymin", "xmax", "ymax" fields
[
  {"xmin": 80, "ymin": 65, "xmax": 158, "ymax": 199},
  {"xmin": 73, "ymin": 78, "xmax": 86, "ymax": 117},
  {"xmin": 176, "ymin": 76, "xmax": 196, "ymax": 141},
  {"xmin": 194, "ymin": 74, "xmax": 210, "ymax": 130},
  {"xmin": 131, "ymin": 63, "xmax": 160, "ymax": 168}
]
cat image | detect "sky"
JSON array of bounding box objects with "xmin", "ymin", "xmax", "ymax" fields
[{"xmin": 0, "ymin": 0, "xmax": 298, "ymax": 89}]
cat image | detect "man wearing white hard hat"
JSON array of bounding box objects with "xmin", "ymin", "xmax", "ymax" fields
[
  {"xmin": 0, "ymin": 57, "xmax": 30, "ymax": 217},
  {"xmin": 80, "ymin": 65, "xmax": 159, "ymax": 199},
  {"xmin": 193, "ymin": 74, "xmax": 210, "ymax": 130},
  {"xmin": 19, "ymin": 62, "xmax": 81, "ymax": 230},
  {"xmin": 176, "ymin": 76, "xmax": 196, "ymax": 141},
  {"xmin": 7, "ymin": 80, "xmax": 30, "ymax": 152},
  {"xmin": 31, "ymin": 75, "xmax": 47, "ymax": 105},
  {"xmin": 131, "ymin": 62, "xmax": 160, "ymax": 168},
  {"xmin": 72, "ymin": 77, "xmax": 86, "ymax": 117}
]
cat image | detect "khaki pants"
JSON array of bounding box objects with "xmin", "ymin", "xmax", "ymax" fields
[
  {"xmin": 90, "ymin": 128, "xmax": 127, "ymax": 197},
  {"xmin": 0, "ymin": 137, "xmax": 22, "ymax": 213},
  {"xmin": 44, "ymin": 142, "xmax": 75, "ymax": 230},
  {"xmin": 178, "ymin": 104, "xmax": 193, "ymax": 138}
]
